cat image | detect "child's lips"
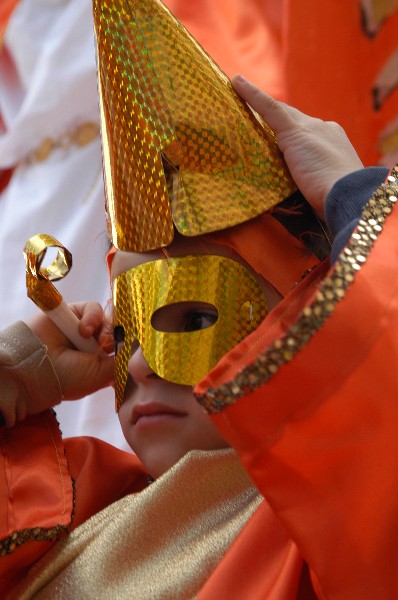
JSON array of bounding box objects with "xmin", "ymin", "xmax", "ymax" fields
[{"xmin": 132, "ymin": 402, "xmax": 186, "ymax": 425}]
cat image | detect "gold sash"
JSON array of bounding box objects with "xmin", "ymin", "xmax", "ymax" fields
[{"xmin": 15, "ymin": 449, "xmax": 261, "ymax": 599}]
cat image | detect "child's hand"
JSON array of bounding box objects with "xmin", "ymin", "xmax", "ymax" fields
[
  {"xmin": 232, "ymin": 75, "xmax": 364, "ymax": 219},
  {"xmin": 28, "ymin": 301, "xmax": 114, "ymax": 400}
]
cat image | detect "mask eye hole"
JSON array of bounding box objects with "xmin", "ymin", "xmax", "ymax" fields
[
  {"xmin": 151, "ymin": 302, "xmax": 218, "ymax": 333},
  {"xmin": 114, "ymin": 325, "xmax": 125, "ymax": 355}
]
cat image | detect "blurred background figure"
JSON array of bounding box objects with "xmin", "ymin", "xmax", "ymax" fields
[{"xmin": 0, "ymin": 0, "xmax": 397, "ymax": 447}]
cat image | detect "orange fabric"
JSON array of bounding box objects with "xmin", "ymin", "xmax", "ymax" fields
[
  {"xmin": 0, "ymin": 411, "xmax": 299, "ymax": 598},
  {"xmin": 64, "ymin": 435, "xmax": 147, "ymax": 528},
  {"xmin": 167, "ymin": 1, "xmax": 398, "ymax": 166},
  {"xmin": 198, "ymin": 504, "xmax": 306, "ymax": 600},
  {"xmin": 0, "ymin": 419, "xmax": 147, "ymax": 596},
  {"xmin": 283, "ymin": 2, "xmax": 398, "ymax": 166},
  {"xmin": 0, "ymin": 412, "xmax": 72, "ymax": 595},
  {"xmin": 0, "ymin": 414, "xmax": 308, "ymax": 598},
  {"xmin": 165, "ymin": 0, "xmax": 284, "ymax": 98},
  {"xmin": 208, "ymin": 213, "xmax": 323, "ymax": 297},
  {"xmin": 197, "ymin": 188, "xmax": 398, "ymax": 597},
  {"xmin": 0, "ymin": 0, "xmax": 18, "ymax": 44},
  {"xmin": 0, "ymin": 412, "xmax": 72, "ymax": 536}
]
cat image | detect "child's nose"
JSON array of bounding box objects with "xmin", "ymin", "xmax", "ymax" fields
[{"xmin": 127, "ymin": 344, "xmax": 155, "ymax": 384}]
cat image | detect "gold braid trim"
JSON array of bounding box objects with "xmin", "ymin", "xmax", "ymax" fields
[
  {"xmin": 197, "ymin": 166, "xmax": 398, "ymax": 414},
  {"xmin": 0, "ymin": 524, "xmax": 68, "ymax": 557}
]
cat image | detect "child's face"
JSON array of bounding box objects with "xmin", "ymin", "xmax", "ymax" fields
[{"xmin": 112, "ymin": 236, "xmax": 280, "ymax": 478}]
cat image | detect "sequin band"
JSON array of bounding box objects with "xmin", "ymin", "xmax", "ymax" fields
[{"xmin": 197, "ymin": 167, "xmax": 398, "ymax": 413}]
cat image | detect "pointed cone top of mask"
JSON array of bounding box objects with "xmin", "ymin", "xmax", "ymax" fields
[{"xmin": 93, "ymin": 0, "xmax": 296, "ymax": 252}]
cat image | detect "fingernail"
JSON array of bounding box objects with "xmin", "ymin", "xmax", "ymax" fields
[
  {"xmin": 85, "ymin": 325, "xmax": 95, "ymax": 337},
  {"xmin": 234, "ymin": 74, "xmax": 247, "ymax": 84}
]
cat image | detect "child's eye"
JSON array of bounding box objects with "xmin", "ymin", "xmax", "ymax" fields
[
  {"xmin": 151, "ymin": 302, "xmax": 218, "ymax": 333},
  {"xmin": 182, "ymin": 310, "xmax": 218, "ymax": 332}
]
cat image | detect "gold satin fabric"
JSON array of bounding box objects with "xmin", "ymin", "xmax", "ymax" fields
[{"xmin": 13, "ymin": 450, "xmax": 261, "ymax": 599}]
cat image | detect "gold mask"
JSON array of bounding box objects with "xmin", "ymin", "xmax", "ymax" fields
[
  {"xmin": 93, "ymin": 0, "xmax": 295, "ymax": 252},
  {"xmin": 113, "ymin": 255, "xmax": 268, "ymax": 409}
]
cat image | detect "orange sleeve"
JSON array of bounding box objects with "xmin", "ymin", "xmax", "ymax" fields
[
  {"xmin": 0, "ymin": 410, "xmax": 73, "ymax": 594},
  {"xmin": 64, "ymin": 435, "xmax": 147, "ymax": 529},
  {"xmin": 0, "ymin": 411, "xmax": 146, "ymax": 596},
  {"xmin": 197, "ymin": 169, "xmax": 398, "ymax": 598}
]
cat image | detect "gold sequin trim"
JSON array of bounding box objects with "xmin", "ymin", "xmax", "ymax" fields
[
  {"xmin": 0, "ymin": 524, "xmax": 67, "ymax": 557},
  {"xmin": 22, "ymin": 122, "xmax": 100, "ymax": 165},
  {"xmin": 197, "ymin": 167, "xmax": 398, "ymax": 413}
]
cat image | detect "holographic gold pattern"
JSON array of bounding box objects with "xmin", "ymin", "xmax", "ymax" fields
[
  {"xmin": 113, "ymin": 255, "xmax": 268, "ymax": 409},
  {"xmin": 23, "ymin": 234, "xmax": 72, "ymax": 311},
  {"xmin": 197, "ymin": 167, "xmax": 398, "ymax": 413},
  {"xmin": 93, "ymin": 0, "xmax": 295, "ymax": 252}
]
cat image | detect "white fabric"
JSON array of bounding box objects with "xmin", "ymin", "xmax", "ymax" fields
[{"xmin": 0, "ymin": 0, "xmax": 130, "ymax": 450}]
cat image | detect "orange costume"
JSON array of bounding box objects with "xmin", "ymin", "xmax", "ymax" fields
[
  {"xmin": 1, "ymin": 0, "xmax": 398, "ymax": 597},
  {"xmin": 1, "ymin": 165, "xmax": 398, "ymax": 598}
]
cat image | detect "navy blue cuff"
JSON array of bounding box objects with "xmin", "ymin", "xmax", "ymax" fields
[{"xmin": 325, "ymin": 167, "xmax": 389, "ymax": 263}]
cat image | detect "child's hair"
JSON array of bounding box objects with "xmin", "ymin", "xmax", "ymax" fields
[{"xmin": 270, "ymin": 190, "xmax": 331, "ymax": 261}]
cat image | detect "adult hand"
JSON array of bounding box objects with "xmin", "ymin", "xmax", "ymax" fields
[
  {"xmin": 232, "ymin": 75, "xmax": 364, "ymax": 219},
  {"xmin": 28, "ymin": 301, "xmax": 114, "ymax": 400}
]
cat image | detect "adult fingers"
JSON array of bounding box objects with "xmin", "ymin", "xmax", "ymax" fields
[{"xmin": 232, "ymin": 75, "xmax": 298, "ymax": 133}]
